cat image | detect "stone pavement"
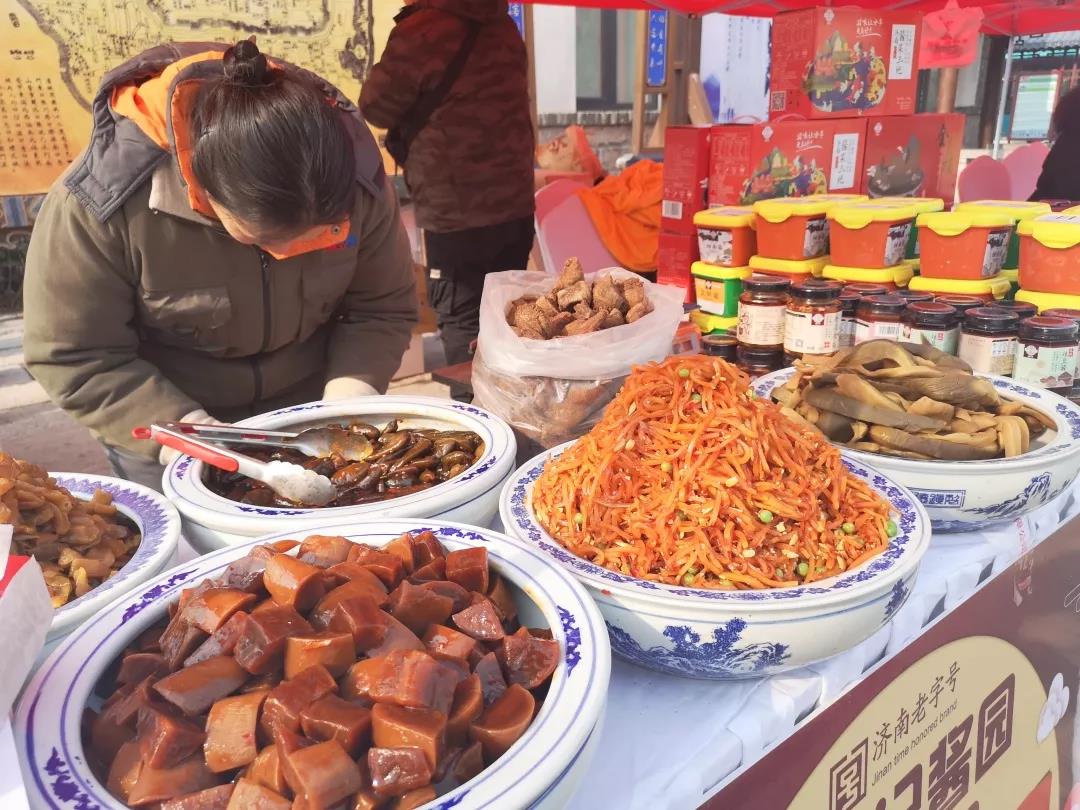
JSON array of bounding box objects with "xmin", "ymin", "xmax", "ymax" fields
[{"xmin": 0, "ymin": 314, "xmax": 452, "ymax": 475}]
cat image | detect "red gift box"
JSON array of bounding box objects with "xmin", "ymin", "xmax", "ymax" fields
[
  {"xmin": 769, "ymin": 7, "xmax": 922, "ymax": 120},
  {"xmin": 661, "ymin": 126, "xmax": 712, "ymax": 235},
  {"xmin": 708, "ymin": 119, "xmax": 868, "ymax": 207},
  {"xmin": 657, "ymin": 230, "xmax": 699, "ymax": 304},
  {"xmin": 861, "ymin": 113, "xmax": 965, "ymax": 204}
]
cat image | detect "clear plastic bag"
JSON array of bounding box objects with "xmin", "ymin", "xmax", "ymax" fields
[{"xmin": 471, "ymin": 269, "xmax": 685, "ymax": 456}]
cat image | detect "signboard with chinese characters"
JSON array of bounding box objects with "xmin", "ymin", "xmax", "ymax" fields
[
  {"xmin": 709, "ymin": 513, "xmax": 1080, "ymax": 810},
  {"xmin": 646, "ymin": 11, "xmax": 668, "ymax": 88},
  {"xmin": 508, "ymin": 3, "xmax": 525, "ymax": 39}
]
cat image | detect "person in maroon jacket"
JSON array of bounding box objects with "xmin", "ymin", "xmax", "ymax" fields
[
  {"xmin": 1031, "ymin": 85, "xmax": 1080, "ymax": 203},
  {"xmin": 360, "ymin": 0, "xmax": 535, "ymax": 365}
]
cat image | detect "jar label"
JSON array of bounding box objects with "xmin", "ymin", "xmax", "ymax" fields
[
  {"xmin": 981, "ymin": 230, "xmax": 1010, "ymax": 278},
  {"xmin": 839, "ymin": 315, "xmax": 857, "ymax": 348},
  {"xmin": 698, "ymin": 229, "xmax": 735, "ymax": 265},
  {"xmin": 738, "ymin": 303, "xmax": 786, "ymax": 347},
  {"xmin": 804, "ymin": 219, "xmax": 829, "ymax": 258},
  {"xmin": 958, "ymin": 333, "xmax": 1017, "ymax": 376},
  {"xmin": 855, "ymin": 318, "xmax": 902, "ymax": 344},
  {"xmin": 883, "ymin": 223, "xmax": 912, "ymax": 267},
  {"xmin": 901, "ymin": 324, "xmax": 960, "ymax": 355},
  {"xmin": 784, "ymin": 309, "xmax": 840, "ymax": 354},
  {"xmin": 1013, "ymin": 341, "xmax": 1078, "ymax": 390}
]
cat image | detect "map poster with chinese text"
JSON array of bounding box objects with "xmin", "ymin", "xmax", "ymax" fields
[
  {"xmin": 0, "ymin": 0, "xmax": 399, "ymax": 196},
  {"xmin": 708, "ymin": 514, "xmax": 1080, "ymax": 810}
]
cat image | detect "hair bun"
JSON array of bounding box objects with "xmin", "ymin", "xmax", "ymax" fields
[{"xmin": 223, "ymin": 39, "xmax": 269, "ymax": 86}]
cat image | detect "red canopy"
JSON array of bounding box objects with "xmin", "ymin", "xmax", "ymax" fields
[{"xmin": 523, "ymin": 0, "xmax": 1080, "ymax": 36}]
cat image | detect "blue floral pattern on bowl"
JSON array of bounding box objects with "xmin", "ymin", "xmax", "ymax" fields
[{"xmin": 606, "ymin": 619, "xmax": 790, "ymax": 678}]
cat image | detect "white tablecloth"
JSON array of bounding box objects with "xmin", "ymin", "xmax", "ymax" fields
[{"xmin": 565, "ymin": 483, "xmax": 1080, "ymax": 810}]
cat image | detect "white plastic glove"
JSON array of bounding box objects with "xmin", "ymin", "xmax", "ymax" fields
[
  {"xmin": 322, "ymin": 377, "xmax": 380, "ymax": 401},
  {"xmin": 159, "ymin": 408, "xmax": 228, "ymax": 466}
]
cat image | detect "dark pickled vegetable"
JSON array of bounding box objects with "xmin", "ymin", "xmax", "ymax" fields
[{"xmin": 204, "ymin": 423, "xmax": 484, "ymax": 507}]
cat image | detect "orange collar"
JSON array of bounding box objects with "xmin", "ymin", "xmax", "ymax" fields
[{"xmin": 111, "ymin": 51, "xmax": 351, "ymax": 259}]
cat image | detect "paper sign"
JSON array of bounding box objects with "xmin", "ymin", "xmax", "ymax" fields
[
  {"xmin": 508, "ymin": 3, "xmax": 525, "ymax": 39},
  {"xmin": 920, "ymin": 0, "xmax": 984, "ymax": 68},
  {"xmin": 647, "ymin": 11, "xmax": 668, "ymax": 88},
  {"xmin": 0, "ymin": 525, "xmax": 9, "ymax": 581}
]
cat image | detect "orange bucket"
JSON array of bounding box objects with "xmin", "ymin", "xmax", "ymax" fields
[
  {"xmin": 1017, "ymin": 214, "xmax": 1080, "ymax": 296},
  {"xmin": 753, "ymin": 197, "xmax": 836, "ymax": 261},
  {"xmin": 828, "ymin": 202, "xmax": 918, "ymax": 269},
  {"xmin": 917, "ymin": 211, "xmax": 1014, "ymax": 280}
]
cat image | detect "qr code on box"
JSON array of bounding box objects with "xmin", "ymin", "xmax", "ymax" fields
[{"xmin": 770, "ymin": 91, "xmax": 787, "ymax": 112}]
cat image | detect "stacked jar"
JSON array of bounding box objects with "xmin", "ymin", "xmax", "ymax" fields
[
  {"xmin": 735, "ymin": 275, "xmax": 789, "ymax": 375},
  {"xmin": 911, "ymin": 208, "xmax": 1016, "ymax": 303},
  {"xmin": 1014, "ymin": 213, "xmax": 1080, "ymax": 317},
  {"xmin": 823, "ymin": 201, "xmax": 921, "ymax": 295},
  {"xmin": 1011, "ymin": 316, "xmax": 1079, "ymax": 397},
  {"xmin": 691, "ymin": 206, "xmax": 757, "ymax": 335},
  {"xmin": 1042, "ymin": 308, "xmax": 1080, "ymax": 404}
]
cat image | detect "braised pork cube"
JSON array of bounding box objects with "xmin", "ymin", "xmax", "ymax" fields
[
  {"xmin": 284, "ymin": 631, "xmax": 355, "ymax": 679},
  {"xmin": 310, "ymin": 579, "xmax": 389, "ymax": 629},
  {"xmin": 341, "ymin": 657, "xmax": 386, "ymax": 703},
  {"xmin": 368, "ymin": 747, "xmax": 432, "ymax": 798},
  {"xmin": 244, "ymin": 746, "xmax": 288, "ymax": 795},
  {"xmin": 408, "ymin": 558, "xmax": 445, "ymax": 585},
  {"xmin": 296, "ymin": 535, "xmax": 353, "ymax": 569},
  {"xmin": 324, "ymin": 562, "xmax": 389, "ymax": 596},
  {"xmin": 444, "ymin": 548, "xmax": 488, "ymax": 594},
  {"xmin": 347, "ymin": 547, "xmax": 405, "ymax": 589},
  {"xmin": 154, "ymin": 656, "xmax": 249, "ymax": 716},
  {"xmin": 365, "ymin": 611, "xmax": 425, "ymax": 659},
  {"xmin": 137, "ymin": 705, "xmax": 207, "ymax": 768},
  {"xmin": 127, "ymin": 752, "xmax": 219, "ymax": 805},
  {"xmin": 299, "ymin": 695, "xmax": 372, "ymax": 756},
  {"xmin": 204, "ymin": 689, "xmax": 269, "ymax": 772},
  {"xmin": 369, "ymin": 649, "xmax": 462, "ymax": 715},
  {"xmin": 395, "ymin": 786, "xmax": 437, "ymax": 810},
  {"xmin": 446, "ymin": 675, "xmax": 483, "ymax": 747},
  {"xmin": 182, "ymin": 588, "xmax": 258, "ymax": 634},
  {"xmin": 185, "ymin": 611, "xmax": 250, "ymax": 667},
  {"xmin": 473, "ymin": 653, "xmax": 507, "ymax": 706},
  {"xmin": 117, "ymin": 653, "xmax": 170, "ymax": 686},
  {"xmin": 422, "ymin": 624, "xmax": 478, "ymax": 663},
  {"xmin": 485, "ymin": 575, "xmax": 519, "ymax": 625},
  {"xmin": 470, "ymin": 684, "xmax": 535, "ymax": 760},
  {"xmin": 225, "ymin": 778, "xmax": 291, "ymax": 810},
  {"xmin": 371, "ymin": 703, "xmax": 447, "ymax": 771},
  {"xmin": 411, "ymin": 532, "xmax": 446, "ymax": 567},
  {"xmin": 327, "ymin": 596, "xmax": 388, "ymax": 651},
  {"xmin": 222, "ymin": 555, "xmax": 268, "ymax": 594},
  {"xmin": 419, "ymin": 580, "xmax": 470, "ymax": 613},
  {"xmin": 161, "ymin": 783, "xmax": 235, "ymax": 810},
  {"xmin": 388, "ymin": 581, "xmax": 454, "ymax": 635},
  {"xmin": 451, "ymin": 599, "xmax": 505, "ymax": 641},
  {"xmin": 106, "ymin": 740, "xmax": 143, "ymax": 803},
  {"xmin": 160, "ymin": 617, "xmax": 209, "ymax": 671},
  {"xmin": 497, "ymin": 627, "xmax": 560, "ymax": 689},
  {"xmin": 282, "ymin": 740, "xmax": 364, "ymax": 808},
  {"xmin": 233, "ymin": 605, "xmax": 312, "ymax": 675},
  {"xmin": 453, "ymin": 740, "xmax": 485, "ymax": 783},
  {"xmin": 260, "ymin": 665, "xmax": 337, "ymax": 735},
  {"xmin": 383, "ymin": 533, "xmax": 417, "ymax": 574},
  {"xmin": 263, "ymin": 555, "xmax": 326, "ymax": 612}
]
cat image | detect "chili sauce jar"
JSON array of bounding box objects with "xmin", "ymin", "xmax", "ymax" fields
[
  {"xmin": 855, "ymin": 294, "xmax": 907, "ymax": 344},
  {"xmin": 958, "ymin": 308, "xmax": 1020, "ymax": 377},
  {"xmin": 989, "ymin": 300, "xmax": 1038, "ymax": 322},
  {"xmin": 842, "ymin": 282, "xmax": 891, "ymax": 299},
  {"xmin": 702, "ymin": 332, "xmax": 739, "ymax": 361},
  {"xmin": 784, "ymin": 279, "xmax": 843, "ymax": 359},
  {"xmin": 839, "ymin": 290, "xmax": 861, "ymax": 349},
  {"xmin": 737, "ymin": 274, "xmax": 790, "ymax": 350},
  {"xmin": 901, "ymin": 301, "xmax": 960, "ymax": 355},
  {"xmin": 934, "ymin": 295, "xmax": 984, "ymax": 320},
  {"xmin": 1013, "ymin": 316, "xmax": 1079, "ymax": 397},
  {"xmin": 737, "ymin": 345, "xmax": 786, "ymax": 378},
  {"xmin": 894, "ymin": 290, "xmax": 935, "ymax": 305}
]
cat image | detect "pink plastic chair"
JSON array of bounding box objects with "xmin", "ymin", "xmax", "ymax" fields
[
  {"xmin": 1002, "ymin": 142, "xmax": 1051, "ymax": 201},
  {"xmin": 957, "ymin": 155, "xmax": 1012, "ymax": 203},
  {"xmin": 531, "ymin": 179, "xmax": 589, "ymax": 273},
  {"xmin": 536, "ymin": 193, "xmax": 619, "ymax": 275}
]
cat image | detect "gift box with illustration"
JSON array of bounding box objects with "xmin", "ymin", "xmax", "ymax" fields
[
  {"xmin": 861, "ymin": 113, "xmax": 965, "ymax": 203},
  {"xmin": 769, "ymin": 7, "xmax": 921, "ymax": 120},
  {"xmin": 708, "ymin": 119, "xmax": 868, "ymax": 206}
]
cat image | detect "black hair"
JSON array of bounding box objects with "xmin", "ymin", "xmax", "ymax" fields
[
  {"xmin": 1051, "ymin": 84, "xmax": 1080, "ymax": 140},
  {"xmin": 190, "ymin": 39, "xmax": 356, "ymax": 239}
]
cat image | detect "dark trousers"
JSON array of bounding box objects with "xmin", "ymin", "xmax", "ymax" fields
[{"xmin": 424, "ymin": 217, "xmax": 534, "ymax": 366}]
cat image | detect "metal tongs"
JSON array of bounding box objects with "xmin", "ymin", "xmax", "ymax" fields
[
  {"xmin": 135, "ymin": 423, "xmax": 338, "ymax": 507},
  {"xmin": 154, "ymin": 421, "xmax": 375, "ymax": 461}
]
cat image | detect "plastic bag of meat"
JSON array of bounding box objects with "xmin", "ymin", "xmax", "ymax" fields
[{"xmin": 472, "ymin": 264, "xmax": 684, "ymax": 461}]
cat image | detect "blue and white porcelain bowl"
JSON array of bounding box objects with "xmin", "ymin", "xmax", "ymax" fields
[
  {"xmin": 499, "ymin": 445, "xmax": 930, "ymax": 679},
  {"xmin": 753, "ymin": 370, "xmax": 1080, "ymax": 532},
  {"xmin": 164, "ymin": 396, "xmax": 517, "ymax": 553},
  {"xmin": 48, "ymin": 474, "xmax": 180, "ymax": 642},
  {"xmin": 15, "ymin": 519, "xmax": 609, "ymax": 810}
]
